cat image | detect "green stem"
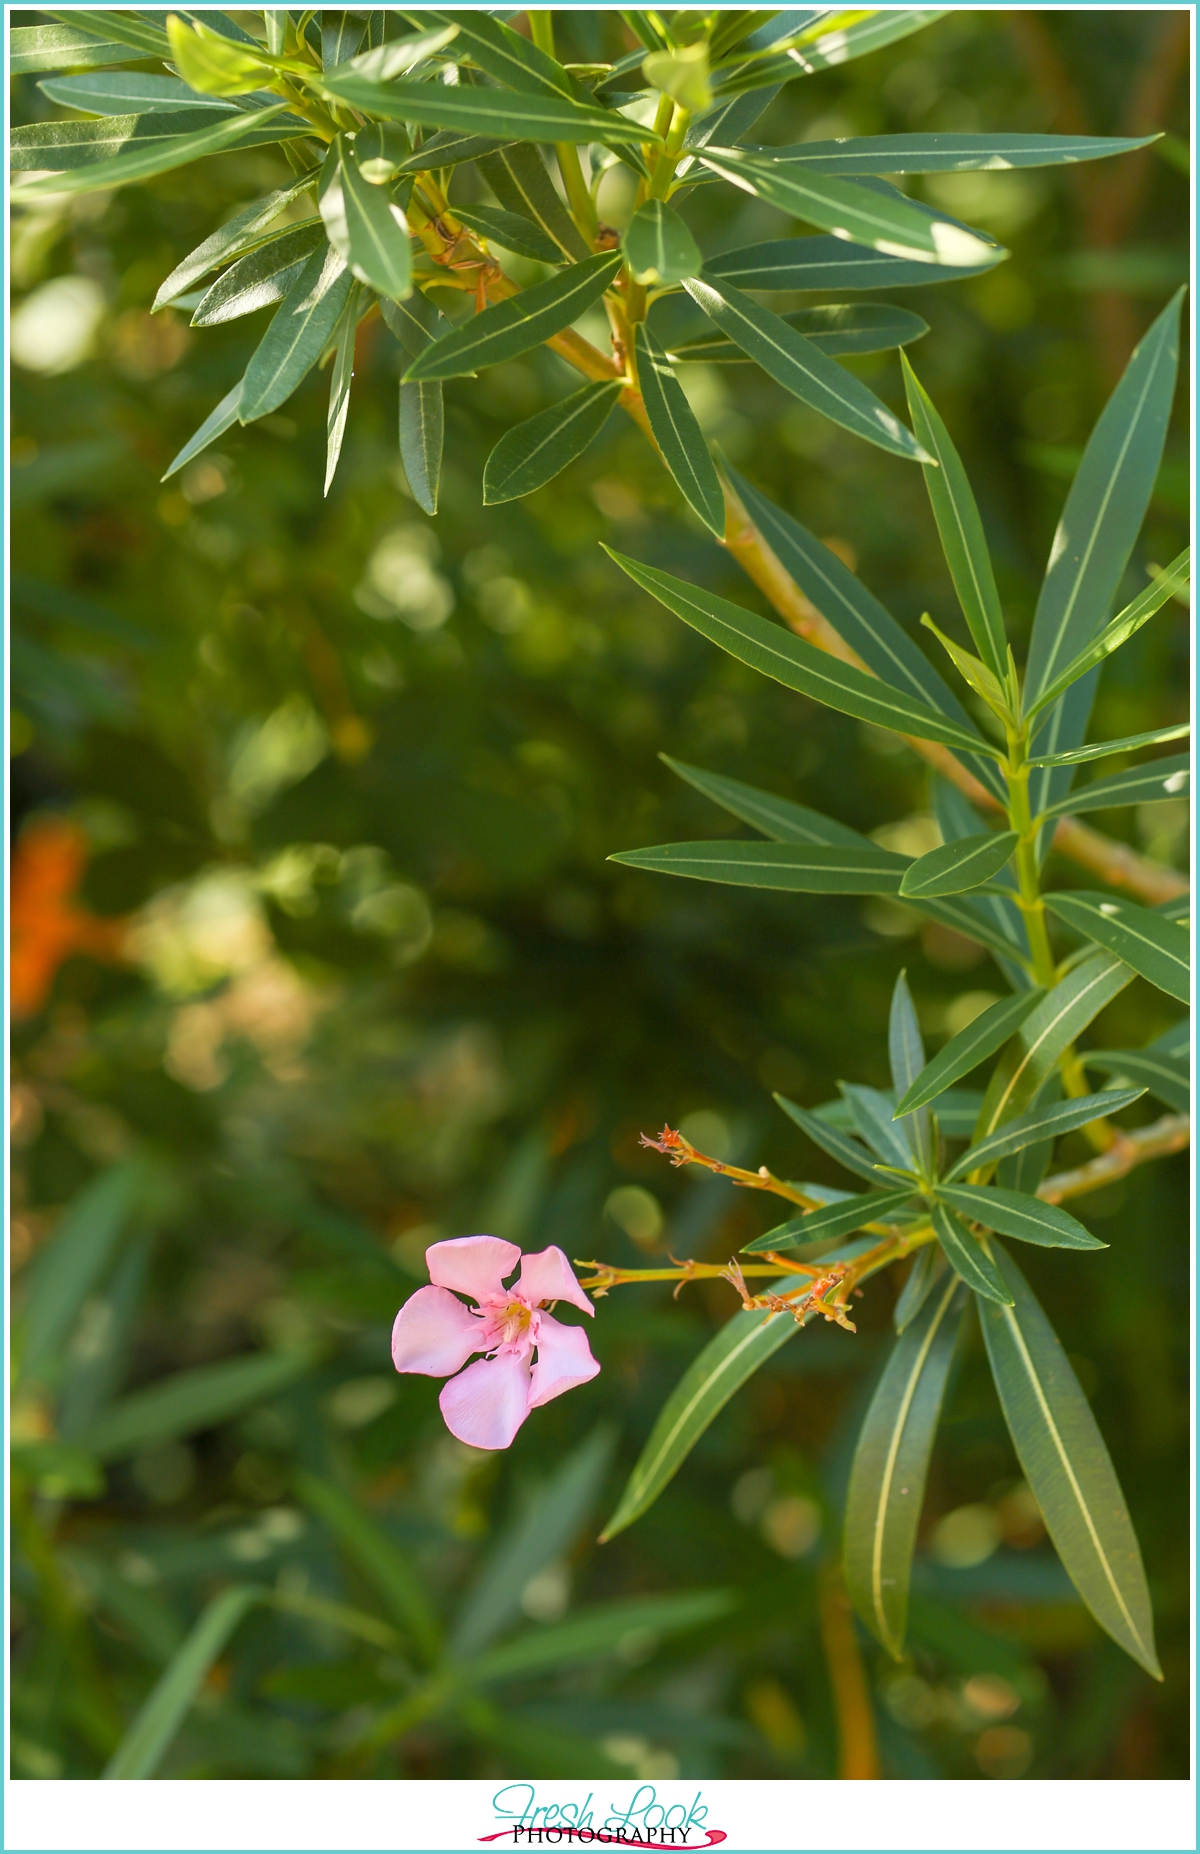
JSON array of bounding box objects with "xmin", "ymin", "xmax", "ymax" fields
[{"xmin": 1005, "ymin": 728, "xmax": 1057, "ymax": 987}]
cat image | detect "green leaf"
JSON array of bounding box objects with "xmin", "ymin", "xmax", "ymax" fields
[
  {"xmin": 902, "ymin": 357, "xmax": 1008, "ymax": 678},
  {"xmin": 161, "ymin": 382, "xmax": 243, "ymax": 481},
  {"xmin": 936, "ymin": 1183, "xmax": 1106, "ymax": 1250},
  {"xmin": 428, "ymin": 9, "xmax": 589, "ymax": 103},
  {"xmin": 475, "ymin": 143, "xmax": 590, "ymax": 263},
  {"xmin": 165, "ymin": 14, "xmax": 277, "ymax": 96},
  {"xmin": 947, "ymin": 1087, "xmax": 1145, "ymax": 1182},
  {"xmin": 601, "ymin": 1239, "xmax": 875, "ymax": 1539},
  {"xmin": 893, "ymin": 1243, "xmax": 947, "ymax": 1333},
  {"xmin": 240, "ymin": 242, "xmax": 354, "ymax": 423},
  {"xmin": 602, "ymin": 549, "xmax": 996, "ymax": 755},
  {"xmin": 11, "ymin": 23, "xmax": 134, "ymax": 73},
  {"xmin": 323, "ymin": 10, "xmax": 364, "ymax": 69},
  {"xmin": 46, "ymin": 9, "xmax": 171, "ymax": 59},
  {"xmin": 683, "ymin": 276, "xmax": 930, "ymax": 464},
  {"xmin": 660, "ymin": 755, "xmax": 869, "ymax": 848},
  {"xmin": 978, "ymin": 1247, "xmax": 1160, "ymax": 1677},
  {"xmin": 623, "ymin": 199, "xmax": 702, "ymax": 286},
  {"xmin": 722, "ymin": 468, "xmax": 1000, "ymax": 797},
  {"xmin": 700, "ymin": 146, "xmax": 999, "ymax": 268},
  {"xmin": 12, "ymin": 1440, "xmax": 106, "ymax": 1501},
  {"xmin": 609, "ymin": 838, "xmax": 909, "ymax": 894},
  {"xmin": 381, "ymin": 290, "xmax": 448, "ymax": 516},
  {"xmin": 404, "ymin": 252, "xmax": 623, "ymax": 383},
  {"xmin": 1039, "ymin": 751, "xmax": 1189, "ymax": 821},
  {"xmin": 764, "ymin": 9, "xmax": 945, "ymax": 76},
  {"xmin": 321, "ymin": 135, "xmax": 412, "ymax": 301},
  {"xmin": 19, "ymin": 1159, "xmax": 148, "ymax": 1385},
  {"xmin": 334, "ymin": 23, "xmax": 460, "ymax": 82},
  {"xmin": 1044, "ymin": 891, "xmax": 1189, "ymax": 1004},
  {"xmin": 932, "ymin": 1203, "xmax": 1013, "ymax": 1304},
  {"xmin": 742, "ymin": 1187, "xmax": 916, "ymax": 1253},
  {"xmin": 317, "ymin": 73, "xmax": 655, "ymax": 145},
  {"xmin": 295, "ymin": 1469, "xmax": 442, "ymax": 1662},
  {"xmin": 774, "ymin": 1094, "xmax": 888, "ymax": 1188},
  {"xmin": 889, "ymin": 970, "xmax": 935, "ymax": 1173},
  {"xmin": 1026, "ymin": 549, "xmax": 1190, "ymax": 725},
  {"xmin": 844, "ymin": 1274, "xmax": 967, "ymax": 1657},
  {"xmin": 670, "ymin": 302, "xmax": 928, "ymax": 362},
  {"xmin": 1025, "ymin": 291, "xmax": 1184, "ymax": 829},
  {"xmin": 899, "ymin": 830, "xmax": 1018, "ymax": 899},
  {"xmin": 103, "ymin": 1586, "xmax": 262, "ymax": 1779},
  {"xmin": 841, "ymin": 1082, "xmax": 917, "ymax": 1171},
  {"xmin": 452, "ymin": 203, "xmax": 562, "ymax": 265},
  {"xmin": 11, "ymin": 108, "xmax": 255, "ymax": 169},
  {"xmin": 13, "ymin": 103, "xmax": 306, "ymax": 197},
  {"xmin": 644, "ymin": 43, "xmax": 712, "ymax": 112},
  {"xmin": 1026, "ymin": 722, "xmax": 1189, "ymax": 769},
  {"xmin": 897, "ymin": 990, "xmax": 1045, "ymax": 1116},
  {"xmin": 449, "ymin": 1426, "xmax": 616, "ymax": 1659},
  {"xmin": 191, "ymin": 220, "xmax": 325, "ymax": 326},
  {"xmin": 354, "ymin": 121, "xmax": 413, "ymax": 183},
  {"xmin": 634, "ymin": 326, "xmax": 724, "ymax": 536},
  {"xmin": 463, "ymin": 1591, "xmax": 736, "ymax": 1684},
  {"xmin": 152, "ymin": 170, "xmax": 319, "ymax": 310},
  {"xmin": 40, "ymin": 71, "xmax": 235, "ymax": 113},
  {"xmin": 70, "ymin": 1350, "xmax": 315, "ymax": 1461},
  {"xmin": 324, "ymin": 283, "xmax": 360, "ymax": 496},
  {"xmin": 483, "ymin": 381, "xmax": 620, "ymax": 504},
  {"xmin": 745, "ymin": 130, "xmax": 1161, "ymax": 175},
  {"xmin": 705, "ymin": 235, "xmax": 1001, "ymax": 292},
  {"xmin": 1081, "ymin": 1046, "xmax": 1188, "ymax": 1114}
]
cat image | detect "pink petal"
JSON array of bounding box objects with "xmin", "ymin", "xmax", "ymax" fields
[
  {"xmin": 427, "ymin": 1235, "xmax": 521, "ymax": 1303},
  {"xmin": 392, "ymin": 1286, "xmax": 483, "ymax": 1378},
  {"xmin": 515, "ymin": 1245, "xmax": 594, "ymax": 1316},
  {"xmin": 528, "ymin": 1312, "xmax": 600, "ymax": 1410},
  {"xmin": 439, "ymin": 1351, "xmax": 532, "ymax": 1451}
]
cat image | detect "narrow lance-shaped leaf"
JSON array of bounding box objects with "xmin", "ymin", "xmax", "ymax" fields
[
  {"xmin": 896, "ymin": 990, "xmax": 1045, "ymax": 1117},
  {"xmin": 742, "ymin": 1187, "xmax": 917, "ymax": 1254},
  {"xmin": 19, "ymin": 1159, "xmax": 148, "ymax": 1385},
  {"xmin": 427, "ymin": 9, "xmax": 589, "ymax": 103},
  {"xmin": 705, "ymin": 235, "xmax": 1000, "ymax": 292},
  {"xmin": 165, "ymin": 13, "xmax": 277, "ymax": 95},
  {"xmin": 319, "ymin": 136, "xmax": 412, "ymax": 303},
  {"xmin": 978, "ymin": 1247, "xmax": 1160, "ymax": 1677},
  {"xmin": 601, "ymin": 1238, "xmax": 876, "ymax": 1539},
  {"xmin": 1044, "ymin": 892, "xmax": 1189, "ymax": 1005},
  {"xmin": 191, "ymin": 221, "xmax": 326, "ymax": 327},
  {"xmin": 661, "ymin": 756, "xmax": 870, "ymax": 848},
  {"xmin": 737, "ymin": 130, "xmax": 1161, "ymax": 174},
  {"xmin": 462, "ymin": 1591, "xmax": 736, "ymax": 1685},
  {"xmin": 69, "ymin": 1350, "xmax": 315, "ymax": 1461},
  {"xmin": 1027, "ymin": 722, "xmax": 1189, "ymax": 768},
  {"xmin": 102, "ymin": 1586, "xmax": 262, "ymax": 1780},
  {"xmin": 452, "ymin": 204, "xmax": 562, "ymax": 266},
  {"xmin": 841, "ymin": 1083, "xmax": 918, "ymax": 1173},
  {"xmin": 623, "ymin": 199, "xmax": 702, "ymax": 285},
  {"xmin": 1039, "ymin": 752, "xmax": 1189, "ymax": 821},
  {"xmin": 295, "ymin": 1469, "xmax": 441, "ymax": 1662},
  {"xmin": 899, "ymin": 830, "xmax": 1019, "ymax": 900},
  {"xmin": 380, "ymin": 292, "xmax": 447, "ymax": 517},
  {"xmin": 700, "ymin": 146, "xmax": 998, "ymax": 268},
  {"xmin": 1081, "ymin": 1046, "xmax": 1188, "ymax": 1114},
  {"xmin": 334, "ymin": 23, "xmax": 460, "ymax": 81},
  {"xmin": 11, "ymin": 23, "xmax": 136, "ymax": 73},
  {"xmin": 405, "ymin": 253, "xmax": 623, "ymax": 383},
  {"xmin": 153, "ymin": 171, "xmax": 319, "ymax": 310},
  {"xmin": 610, "ymin": 838, "xmax": 909, "ymax": 895},
  {"xmin": 932, "ymin": 1203, "xmax": 1013, "ymax": 1305},
  {"xmin": 893, "ymin": 1244, "xmax": 946, "ymax": 1333},
  {"xmin": 774, "ymin": 1093, "xmax": 892, "ymax": 1189},
  {"xmin": 603, "ymin": 549, "xmax": 998, "ymax": 756},
  {"xmin": 475, "ymin": 144, "xmax": 590, "ymax": 263},
  {"xmin": 975, "ymin": 950, "xmax": 1132, "ymax": 1135},
  {"xmin": 47, "ymin": 8, "xmax": 172, "ymax": 58},
  {"xmin": 240, "ymin": 242, "xmax": 354, "ymax": 424},
  {"xmin": 936, "ymin": 1184, "xmax": 1106, "ymax": 1250},
  {"xmin": 12, "ymin": 109, "xmax": 261, "ymax": 170},
  {"xmin": 671, "ymin": 302, "xmax": 928, "ymax": 363},
  {"xmin": 40, "ymin": 71, "xmax": 238, "ymax": 114},
  {"xmin": 903, "ymin": 356, "xmax": 1007, "ymax": 678},
  {"xmin": 483, "ymin": 382, "xmax": 620, "ymax": 505},
  {"xmin": 13, "ymin": 104, "xmax": 308, "ymax": 198},
  {"xmin": 1025, "ymin": 549, "xmax": 1191, "ymax": 724},
  {"xmin": 684, "ymin": 276, "xmax": 931, "ymax": 465},
  {"xmin": 324, "ymin": 284, "xmax": 361, "ymax": 497},
  {"xmin": 947, "ymin": 1087, "xmax": 1145, "ymax": 1182},
  {"xmin": 316, "ymin": 73, "xmax": 657, "ymax": 145},
  {"xmin": 888, "ymin": 970, "xmax": 934, "ymax": 1174},
  {"xmin": 162, "ymin": 382, "xmax": 243, "ymax": 481},
  {"xmin": 323, "ymin": 10, "xmax": 364, "ymax": 68},
  {"xmin": 634, "ymin": 326, "xmax": 724, "ymax": 537},
  {"xmin": 722, "ymin": 466, "xmax": 1003, "ymax": 798},
  {"xmin": 844, "ymin": 1276, "xmax": 968, "ymax": 1657}
]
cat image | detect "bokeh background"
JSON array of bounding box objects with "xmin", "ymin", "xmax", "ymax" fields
[{"xmin": 10, "ymin": 8, "xmax": 1191, "ymax": 1780}]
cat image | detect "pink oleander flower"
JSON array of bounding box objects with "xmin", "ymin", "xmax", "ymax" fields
[{"xmin": 391, "ymin": 1236, "xmax": 600, "ymax": 1450}]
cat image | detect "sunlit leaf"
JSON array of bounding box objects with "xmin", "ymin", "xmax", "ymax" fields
[
  {"xmin": 1044, "ymin": 891, "xmax": 1189, "ymax": 1003},
  {"xmin": 320, "ymin": 135, "xmax": 412, "ymax": 302},
  {"xmin": 40, "ymin": 71, "xmax": 235, "ymax": 113},
  {"xmin": 1039, "ymin": 751, "xmax": 1189, "ymax": 821},
  {"xmin": 152, "ymin": 170, "xmax": 319, "ymax": 310},
  {"xmin": 317, "ymin": 73, "xmax": 656, "ymax": 145},
  {"xmin": 634, "ymin": 326, "xmax": 724, "ymax": 536},
  {"xmin": 475, "ymin": 143, "xmax": 591, "ymax": 262},
  {"xmin": 240, "ymin": 242, "xmax": 353, "ymax": 422},
  {"xmin": 13, "ymin": 103, "xmax": 307, "ymax": 197},
  {"xmin": 705, "ymin": 235, "xmax": 1000, "ymax": 291},
  {"xmin": 742, "ymin": 130, "xmax": 1161, "ymax": 174},
  {"xmin": 191, "ymin": 221, "xmax": 325, "ymax": 327},
  {"xmin": 324, "ymin": 283, "xmax": 361, "ymax": 496},
  {"xmin": 405, "ymin": 253, "xmax": 623, "ymax": 382},
  {"xmin": 670, "ymin": 302, "xmax": 928, "ymax": 362}
]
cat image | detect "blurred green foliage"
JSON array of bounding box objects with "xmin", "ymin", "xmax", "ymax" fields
[{"xmin": 10, "ymin": 8, "xmax": 1190, "ymax": 1781}]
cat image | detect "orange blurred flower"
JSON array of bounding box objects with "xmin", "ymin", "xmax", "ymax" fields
[{"xmin": 10, "ymin": 817, "xmax": 128, "ymax": 1018}]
